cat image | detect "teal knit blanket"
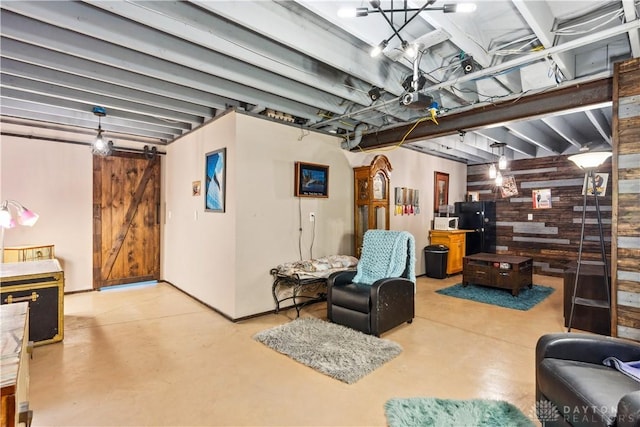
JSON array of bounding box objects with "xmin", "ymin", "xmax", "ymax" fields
[{"xmin": 353, "ymin": 230, "xmax": 416, "ymax": 285}]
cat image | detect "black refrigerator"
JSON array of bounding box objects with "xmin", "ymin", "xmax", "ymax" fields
[{"xmin": 454, "ymin": 201, "xmax": 496, "ymax": 255}]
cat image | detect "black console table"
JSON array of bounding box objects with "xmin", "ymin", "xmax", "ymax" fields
[{"xmin": 270, "ymin": 269, "xmax": 328, "ymax": 317}]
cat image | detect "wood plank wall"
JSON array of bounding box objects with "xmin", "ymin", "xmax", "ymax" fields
[
  {"xmin": 612, "ymin": 58, "xmax": 640, "ymax": 340},
  {"xmin": 467, "ymin": 155, "xmax": 612, "ymax": 277}
]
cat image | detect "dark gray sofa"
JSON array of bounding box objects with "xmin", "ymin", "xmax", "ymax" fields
[{"xmin": 536, "ymin": 333, "xmax": 640, "ymax": 426}]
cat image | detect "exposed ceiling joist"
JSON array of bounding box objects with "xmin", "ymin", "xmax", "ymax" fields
[{"xmin": 0, "ymin": 1, "xmax": 635, "ymax": 163}]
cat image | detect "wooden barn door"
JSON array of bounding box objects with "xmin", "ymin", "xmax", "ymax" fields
[{"xmin": 93, "ymin": 152, "xmax": 161, "ymax": 289}]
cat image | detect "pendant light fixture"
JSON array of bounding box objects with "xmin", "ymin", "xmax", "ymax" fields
[
  {"xmin": 498, "ymin": 153, "xmax": 508, "ymax": 170},
  {"xmin": 495, "ymin": 171, "xmax": 503, "ymax": 187},
  {"xmin": 489, "ymin": 142, "xmax": 507, "ymax": 186},
  {"xmin": 489, "ymin": 163, "xmax": 497, "ymax": 179},
  {"xmin": 92, "ymin": 106, "xmax": 113, "ymax": 156}
]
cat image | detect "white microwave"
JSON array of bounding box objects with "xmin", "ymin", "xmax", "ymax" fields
[{"xmin": 434, "ymin": 216, "xmax": 459, "ymax": 230}]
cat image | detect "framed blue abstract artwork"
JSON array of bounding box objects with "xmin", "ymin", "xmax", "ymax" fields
[{"xmin": 205, "ymin": 148, "xmax": 226, "ymax": 212}]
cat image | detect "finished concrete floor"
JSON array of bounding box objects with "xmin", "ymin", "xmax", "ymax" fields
[{"xmin": 28, "ymin": 273, "xmax": 568, "ymax": 426}]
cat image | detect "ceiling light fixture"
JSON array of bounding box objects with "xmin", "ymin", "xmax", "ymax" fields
[
  {"xmin": 498, "ymin": 154, "xmax": 508, "ymax": 170},
  {"xmin": 402, "ymin": 41, "xmax": 418, "ymax": 58},
  {"xmin": 489, "ymin": 142, "xmax": 508, "ymax": 185},
  {"xmin": 92, "ymin": 106, "xmax": 113, "ymax": 156},
  {"xmin": 370, "ymin": 40, "xmax": 389, "ymax": 57},
  {"xmin": 337, "ymin": 2, "xmax": 477, "ymax": 18},
  {"xmin": 489, "ymin": 163, "xmax": 497, "ymax": 179},
  {"xmin": 340, "ymin": 1, "xmax": 476, "ymax": 60},
  {"xmin": 495, "ymin": 171, "xmax": 504, "ymax": 187}
]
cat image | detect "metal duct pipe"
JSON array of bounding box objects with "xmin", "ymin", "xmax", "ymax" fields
[{"xmin": 341, "ymin": 122, "xmax": 369, "ymax": 150}]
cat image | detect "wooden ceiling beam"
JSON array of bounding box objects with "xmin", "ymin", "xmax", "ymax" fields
[{"xmin": 357, "ymin": 77, "xmax": 613, "ymax": 150}]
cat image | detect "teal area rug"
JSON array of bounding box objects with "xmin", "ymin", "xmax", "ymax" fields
[
  {"xmin": 385, "ymin": 397, "xmax": 535, "ymax": 427},
  {"xmin": 436, "ymin": 283, "xmax": 554, "ymax": 311}
]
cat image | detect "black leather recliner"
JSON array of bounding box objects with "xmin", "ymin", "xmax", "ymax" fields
[
  {"xmin": 536, "ymin": 333, "xmax": 640, "ymax": 426},
  {"xmin": 326, "ymin": 230, "xmax": 415, "ymax": 337}
]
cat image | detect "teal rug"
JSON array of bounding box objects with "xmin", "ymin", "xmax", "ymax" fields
[
  {"xmin": 436, "ymin": 283, "xmax": 554, "ymax": 311},
  {"xmin": 385, "ymin": 397, "xmax": 535, "ymax": 427}
]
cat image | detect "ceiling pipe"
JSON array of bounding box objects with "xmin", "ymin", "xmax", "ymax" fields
[
  {"xmin": 341, "ymin": 122, "xmax": 369, "ymax": 150},
  {"xmin": 310, "ymin": 19, "xmax": 640, "ymax": 129}
]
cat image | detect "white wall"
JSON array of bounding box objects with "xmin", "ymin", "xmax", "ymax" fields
[
  {"xmin": 234, "ymin": 114, "xmax": 353, "ymax": 318},
  {"xmin": 0, "ymin": 137, "xmax": 93, "ymax": 292},
  {"xmin": 163, "ymin": 112, "xmax": 238, "ymax": 316},
  {"xmin": 162, "ymin": 112, "xmax": 353, "ymax": 318}
]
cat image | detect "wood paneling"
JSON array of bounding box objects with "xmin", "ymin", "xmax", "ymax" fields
[
  {"xmin": 612, "ymin": 57, "xmax": 640, "ymax": 339},
  {"xmin": 466, "ymin": 155, "xmax": 612, "ymax": 276}
]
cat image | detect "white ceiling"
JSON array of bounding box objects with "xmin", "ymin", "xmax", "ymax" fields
[{"xmin": 1, "ymin": 1, "xmax": 638, "ymax": 164}]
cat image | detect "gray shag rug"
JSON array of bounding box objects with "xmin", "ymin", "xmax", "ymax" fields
[
  {"xmin": 253, "ymin": 317, "xmax": 402, "ymax": 384},
  {"xmin": 385, "ymin": 397, "xmax": 535, "ymax": 427}
]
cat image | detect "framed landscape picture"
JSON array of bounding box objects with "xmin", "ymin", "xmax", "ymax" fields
[
  {"xmin": 205, "ymin": 148, "xmax": 226, "ymax": 212},
  {"xmin": 295, "ymin": 162, "xmax": 329, "ymax": 198}
]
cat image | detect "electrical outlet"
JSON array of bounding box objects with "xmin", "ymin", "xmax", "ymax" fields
[
  {"xmin": 528, "ymin": 213, "xmax": 533, "ymax": 221},
  {"xmin": 309, "ymin": 212, "xmax": 316, "ymax": 222}
]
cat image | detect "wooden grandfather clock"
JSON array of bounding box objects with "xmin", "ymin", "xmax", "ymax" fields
[{"xmin": 353, "ymin": 155, "xmax": 392, "ymax": 258}]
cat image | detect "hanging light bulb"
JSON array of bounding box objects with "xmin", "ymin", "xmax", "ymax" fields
[
  {"xmin": 370, "ymin": 40, "xmax": 388, "ymax": 57},
  {"xmin": 498, "ymin": 154, "xmax": 507, "ymax": 170},
  {"xmin": 94, "ymin": 127, "xmax": 105, "ymax": 151},
  {"xmin": 495, "ymin": 171, "xmax": 503, "ymax": 187},
  {"xmin": 489, "ymin": 163, "xmax": 497, "ymax": 179},
  {"xmin": 91, "ymin": 106, "xmax": 112, "ymax": 156}
]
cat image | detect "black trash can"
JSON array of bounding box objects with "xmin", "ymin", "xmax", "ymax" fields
[{"xmin": 424, "ymin": 245, "xmax": 448, "ymax": 279}]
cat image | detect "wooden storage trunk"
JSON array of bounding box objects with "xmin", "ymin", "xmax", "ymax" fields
[{"xmin": 0, "ymin": 259, "xmax": 64, "ymax": 346}]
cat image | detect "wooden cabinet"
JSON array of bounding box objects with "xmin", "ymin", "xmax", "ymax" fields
[
  {"xmin": 3, "ymin": 245, "xmax": 55, "ymax": 263},
  {"xmin": 429, "ymin": 230, "xmax": 467, "ymax": 274},
  {"xmin": 353, "ymin": 155, "xmax": 392, "ymax": 258},
  {"xmin": 1, "ymin": 302, "xmax": 31, "ymax": 427},
  {"xmin": 0, "ymin": 259, "xmax": 64, "ymax": 346}
]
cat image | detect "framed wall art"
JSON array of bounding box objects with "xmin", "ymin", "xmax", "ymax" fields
[
  {"xmin": 295, "ymin": 162, "xmax": 329, "ymax": 198},
  {"xmin": 205, "ymin": 148, "xmax": 226, "ymax": 212},
  {"xmin": 500, "ymin": 175, "xmax": 518, "ymax": 198},
  {"xmin": 434, "ymin": 171, "xmax": 449, "ymax": 211},
  {"xmin": 582, "ymin": 172, "xmax": 609, "ymax": 196},
  {"xmin": 192, "ymin": 180, "xmax": 201, "ymax": 196},
  {"xmin": 532, "ymin": 188, "xmax": 552, "ymax": 209}
]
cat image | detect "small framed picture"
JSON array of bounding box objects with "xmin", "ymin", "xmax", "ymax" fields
[
  {"xmin": 295, "ymin": 162, "xmax": 329, "ymax": 198},
  {"xmin": 192, "ymin": 181, "xmax": 201, "ymax": 196},
  {"xmin": 582, "ymin": 173, "xmax": 608, "ymax": 196},
  {"xmin": 434, "ymin": 171, "xmax": 449, "ymax": 211},
  {"xmin": 532, "ymin": 188, "xmax": 552, "ymax": 209},
  {"xmin": 205, "ymin": 148, "xmax": 226, "ymax": 212}
]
